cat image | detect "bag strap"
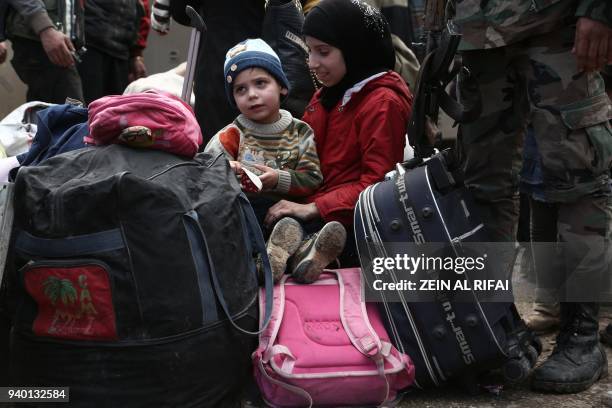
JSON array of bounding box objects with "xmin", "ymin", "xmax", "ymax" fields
[
  {"xmin": 335, "ymin": 268, "xmax": 392, "ymax": 406},
  {"xmin": 205, "ymin": 194, "xmax": 274, "ymax": 335},
  {"xmin": 256, "ymin": 357, "xmax": 313, "ymax": 408},
  {"xmin": 334, "ymin": 268, "xmax": 383, "ymax": 358},
  {"xmin": 0, "ymin": 183, "xmax": 14, "ymax": 290},
  {"xmin": 257, "ymin": 273, "xmax": 288, "ymax": 358}
]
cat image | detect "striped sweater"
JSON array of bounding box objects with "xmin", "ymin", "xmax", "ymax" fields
[{"xmin": 205, "ymin": 109, "xmax": 323, "ymax": 198}]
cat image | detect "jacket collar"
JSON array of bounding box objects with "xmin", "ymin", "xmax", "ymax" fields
[{"xmin": 340, "ymin": 71, "xmax": 387, "ymax": 108}]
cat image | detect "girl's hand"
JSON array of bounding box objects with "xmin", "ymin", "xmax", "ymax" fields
[
  {"xmin": 264, "ymin": 200, "xmax": 320, "ymax": 228},
  {"xmin": 229, "ymin": 161, "xmax": 243, "ymax": 174},
  {"xmin": 251, "ymin": 164, "xmax": 279, "ymax": 191}
]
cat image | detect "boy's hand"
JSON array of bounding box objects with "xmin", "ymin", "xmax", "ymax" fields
[
  {"xmin": 229, "ymin": 160, "xmax": 243, "ymax": 174},
  {"xmin": 251, "ymin": 164, "xmax": 278, "ymax": 191}
]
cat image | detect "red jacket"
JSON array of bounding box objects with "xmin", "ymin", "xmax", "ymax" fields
[
  {"xmin": 302, "ymin": 71, "xmax": 413, "ymax": 226},
  {"xmin": 131, "ymin": 0, "xmax": 150, "ymax": 57}
]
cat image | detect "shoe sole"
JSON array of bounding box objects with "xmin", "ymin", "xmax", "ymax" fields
[
  {"xmin": 292, "ymin": 221, "xmax": 346, "ymax": 284},
  {"xmin": 267, "ymin": 218, "xmax": 304, "ymax": 282},
  {"xmin": 531, "ymin": 359, "xmax": 608, "ymax": 394}
]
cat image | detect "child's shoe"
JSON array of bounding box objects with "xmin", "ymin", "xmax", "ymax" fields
[
  {"xmin": 266, "ymin": 217, "xmax": 304, "ymax": 282},
  {"xmin": 290, "ymin": 221, "xmax": 346, "ymax": 284}
]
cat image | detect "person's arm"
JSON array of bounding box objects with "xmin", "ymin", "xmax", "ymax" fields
[
  {"xmin": 313, "ymin": 96, "xmax": 409, "ymax": 225},
  {"xmin": 129, "ymin": 0, "xmax": 151, "ymax": 81},
  {"xmin": 151, "ymin": 0, "xmax": 172, "ymax": 34},
  {"xmin": 8, "ymin": 0, "xmax": 54, "ymax": 35},
  {"xmin": 203, "ymin": 125, "xmax": 241, "ymax": 160},
  {"xmin": 8, "ymin": 0, "xmax": 75, "ymax": 67},
  {"xmin": 574, "ymin": 0, "xmax": 612, "ymax": 72}
]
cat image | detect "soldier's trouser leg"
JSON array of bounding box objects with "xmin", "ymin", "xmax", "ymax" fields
[
  {"xmin": 459, "ymin": 26, "xmax": 612, "ymax": 255},
  {"xmin": 529, "ymin": 200, "xmax": 561, "ymax": 303},
  {"xmin": 525, "ymin": 200, "xmax": 561, "ymax": 333},
  {"xmin": 458, "ymin": 47, "xmax": 527, "ymax": 244},
  {"xmin": 557, "ymin": 193, "xmax": 612, "ymax": 302}
]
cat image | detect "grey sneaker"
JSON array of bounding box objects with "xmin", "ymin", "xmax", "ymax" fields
[
  {"xmin": 266, "ymin": 217, "xmax": 304, "ymax": 282},
  {"xmin": 290, "ymin": 221, "xmax": 346, "ymax": 284}
]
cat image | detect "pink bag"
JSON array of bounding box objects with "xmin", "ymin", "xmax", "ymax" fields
[
  {"xmin": 86, "ymin": 91, "xmax": 202, "ymax": 158},
  {"xmin": 254, "ymin": 268, "xmax": 415, "ymax": 407}
]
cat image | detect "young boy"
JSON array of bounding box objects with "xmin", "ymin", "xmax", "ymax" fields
[{"xmin": 205, "ymin": 38, "xmax": 345, "ymax": 283}]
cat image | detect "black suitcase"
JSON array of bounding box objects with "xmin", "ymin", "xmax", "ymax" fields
[{"xmin": 354, "ymin": 150, "xmax": 541, "ymax": 390}]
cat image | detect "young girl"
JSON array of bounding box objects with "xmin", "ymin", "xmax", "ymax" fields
[{"xmin": 263, "ymin": 0, "xmax": 413, "ymax": 282}]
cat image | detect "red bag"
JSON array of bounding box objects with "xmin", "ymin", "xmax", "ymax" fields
[{"xmin": 86, "ymin": 90, "xmax": 202, "ymax": 157}]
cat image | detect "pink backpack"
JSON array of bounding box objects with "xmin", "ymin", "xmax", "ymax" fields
[
  {"xmin": 86, "ymin": 90, "xmax": 202, "ymax": 158},
  {"xmin": 253, "ymin": 268, "xmax": 415, "ymax": 407}
]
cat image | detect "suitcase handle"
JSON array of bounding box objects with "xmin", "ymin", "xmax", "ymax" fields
[{"xmin": 181, "ymin": 6, "xmax": 206, "ymax": 103}]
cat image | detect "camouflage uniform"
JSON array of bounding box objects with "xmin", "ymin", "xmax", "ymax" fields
[
  {"xmin": 455, "ymin": 0, "xmax": 612, "ymax": 393},
  {"xmin": 455, "ymin": 0, "xmax": 612, "ymax": 243}
]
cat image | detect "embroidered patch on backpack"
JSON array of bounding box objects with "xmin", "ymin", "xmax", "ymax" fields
[{"xmin": 24, "ymin": 264, "xmax": 118, "ymax": 341}]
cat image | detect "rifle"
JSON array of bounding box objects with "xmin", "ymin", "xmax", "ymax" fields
[{"xmin": 406, "ymin": 0, "xmax": 481, "ymax": 161}]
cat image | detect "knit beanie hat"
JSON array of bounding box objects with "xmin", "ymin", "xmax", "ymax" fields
[
  {"xmin": 303, "ymin": 0, "xmax": 395, "ymax": 110},
  {"xmin": 223, "ymin": 38, "xmax": 291, "ymax": 107}
]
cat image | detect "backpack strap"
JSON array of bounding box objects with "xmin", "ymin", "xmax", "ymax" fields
[
  {"xmin": 256, "ymin": 274, "xmax": 288, "ymax": 360},
  {"xmin": 334, "ymin": 268, "xmax": 391, "ymax": 406},
  {"xmin": 335, "ymin": 268, "xmax": 383, "ymax": 357},
  {"xmin": 254, "ymin": 274, "xmax": 315, "ymax": 408}
]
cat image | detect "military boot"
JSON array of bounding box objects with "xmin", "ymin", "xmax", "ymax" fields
[{"xmin": 532, "ymin": 302, "xmax": 608, "ymax": 393}]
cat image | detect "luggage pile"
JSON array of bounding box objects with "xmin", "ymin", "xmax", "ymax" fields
[
  {"xmin": 3, "ymin": 126, "xmax": 273, "ymax": 406},
  {"xmin": 0, "ymin": 23, "xmax": 276, "ymax": 403},
  {"xmin": 0, "ymin": 5, "xmax": 545, "ymax": 407}
]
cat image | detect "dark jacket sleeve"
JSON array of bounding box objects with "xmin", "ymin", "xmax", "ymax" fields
[
  {"xmin": 130, "ymin": 0, "xmax": 151, "ymax": 57},
  {"xmin": 1, "ymin": 2, "xmax": 7, "ymax": 41},
  {"xmin": 7, "ymin": 0, "xmax": 55, "ymax": 35},
  {"xmin": 576, "ymin": 0, "xmax": 612, "ymax": 27}
]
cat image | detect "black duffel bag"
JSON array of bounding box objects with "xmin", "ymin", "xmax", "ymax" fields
[{"xmin": 2, "ymin": 145, "xmax": 272, "ymax": 407}]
